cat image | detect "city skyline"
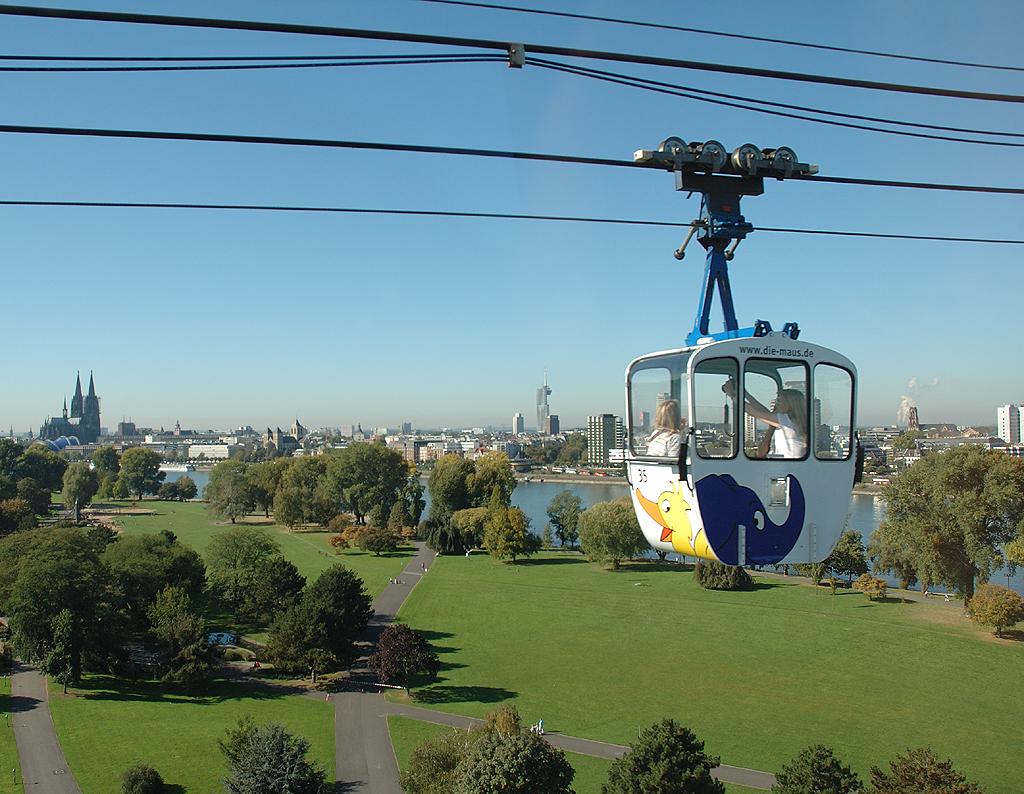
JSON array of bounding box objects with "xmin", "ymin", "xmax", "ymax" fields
[{"xmin": 1, "ymin": 0, "xmax": 1020, "ymax": 432}]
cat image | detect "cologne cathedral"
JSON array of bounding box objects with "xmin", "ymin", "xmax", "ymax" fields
[{"xmin": 39, "ymin": 372, "xmax": 102, "ymax": 444}]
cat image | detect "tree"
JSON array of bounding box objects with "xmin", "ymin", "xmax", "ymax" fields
[
  {"xmin": 204, "ymin": 526, "xmax": 282, "ymax": 620},
  {"xmin": 324, "ymin": 443, "xmax": 412, "ymax": 525},
  {"xmin": 869, "ymin": 747, "xmax": 984, "ymax": 794},
  {"xmin": 826, "ymin": 529, "xmax": 869, "ymax": 585},
  {"xmin": 875, "ymin": 446, "xmax": 1024, "ymax": 605},
  {"xmin": 5, "ymin": 526, "xmax": 123, "ymax": 673},
  {"xmin": 547, "ymin": 490, "xmax": 583, "ymax": 549},
  {"xmin": 968, "ymin": 583, "xmax": 1024, "ymax": 637},
  {"xmin": 853, "ymin": 574, "xmax": 888, "ymax": 601},
  {"xmin": 579, "ymin": 496, "xmax": 649, "ymax": 570},
  {"xmin": 400, "ymin": 728, "xmax": 477, "ymax": 794},
  {"xmin": 120, "ymin": 764, "xmax": 164, "ymax": 794},
  {"xmin": 0, "ymin": 497, "xmax": 35, "ymax": 535},
  {"xmin": 175, "ymin": 476, "xmax": 198, "ymax": 501},
  {"xmin": 44, "ymin": 607, "xmax": 81, "ymax": 694},
  {"xmin": 205, "ymin": 459, "xmax": 254, "ymax": 524},
  {"xmin": 148, "ymin": 586, "xmax": 212, "ymax": 689},
  {"xmin": 370, "ymin": 623, "xmax": 441, "ymax": 694},
  {"xmin": 17, "ymin": 444, "xmax": 68, "ymax": 492},
  {"xmin": 158, "ymin": 481, "xmax": 181, "ymax": 501},
  {"xmin": 483, "ymin": 487, "xmax": 539, "ymax": 563},
  {"xmin": 245, "ymin": 459, "xmax": 288, "ymax": 517},
  {"xmin": 0, "ymin": 438, "xmax": 23, "ymax": 480},
  {"xmin": 17, "ymin": 477, "xmax": 52, "ymax": 518},
  {"xmin": 117, "ymin": 447, "xmax": 165, "ymax": 501},
  {"xmin": 868, "ymin": 522, "xmax": 919, "ymax": 592},
  {"xmin": 467, "ymin": 451, "xmax": 517, "ymax": 508},
  {"xmin": 277, "ymin": 456, "xmax": 337, "ymax": 528},
  {"xmin": 273, "ymin": 486, "xmax": 307, "ymax": 530},
  {"xmin": 541, "ymin": 524, "xmax": 553, "ymax": 548},
  {"xmin": 358, "ymin": 526, "xmax": 400, "ymax": 556},
  {"xmin": 221, "ymin": 720, "xmax": 329, "ymax": 794},
  {"xmin": 92, "ymin": 446, "xmax": 121, "ymax": 479},
  {"xmin": 103, "ymin": 531, "xmax": 206, "ymax": 628},
  {"xmin": 450, "ymin": 507, "xmax": 488, "ymax": 549},
  {"xmin": 426, "ymin": 455, "xmax": 476, "ymax": 523},
  {"xmin": 267, "ymin": 565, "xmax": 372, "ymax": 680},
  {"xmin": 245, "ymin": 558, "xmax": 306, "ymax": 623},
  {"xmin": 602, "ymin": 718, "xmax": 724, "ymax": 794},
  {"xmin": 772, "ymin": 744, "xmax": 860, "ymax": 794},
  {"xmin": 454, "ymin": 730, "xmax": 575, "ymax": 794},
  {"xmin": 795, "ymin": 561, "xmax": 829, "ymax": 590}
]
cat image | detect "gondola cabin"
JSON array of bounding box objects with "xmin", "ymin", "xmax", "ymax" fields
[{"xmin": 626, "ymin": 335, "xmax": 857, "ymax": 566}]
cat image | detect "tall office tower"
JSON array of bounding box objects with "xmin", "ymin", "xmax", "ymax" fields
[
  {"xmin": 587, "ymin": 414, "xmax": 619, "ymax": 465},
  {"xmin": 513, "ymin": 413, "xmax": 525, "ymax": 434},
  {"xmin": 547, "ymin": 415, "xmax": 560, "ymax": 436},
  {"xmin": 997, "ymin": 405, "xmax": 1023, "ymax": 444},
  {"xmin": 537, "ymin": 369, "xmax": 552, "ymax": 434}
]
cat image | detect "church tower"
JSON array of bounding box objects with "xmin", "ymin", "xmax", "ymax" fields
[
  {"xmin": 70, "ymin": 372, "xmax": 84, "ymax": 419},
  {"xmin": 80, "ymin": 372, "xmax": 101, "ymax": 443}
]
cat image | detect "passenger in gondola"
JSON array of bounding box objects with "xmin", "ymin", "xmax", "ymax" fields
[
  {"xmin": 646, "ymin": 398, "xmax": 684, "ymax": 457},
  {"xmin": 724, "ymin": 382, "xmax": 807, "ymax": 458}
]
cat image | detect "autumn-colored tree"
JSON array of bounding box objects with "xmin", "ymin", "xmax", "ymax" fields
[
  {"xmin": 968, "ymin": 582, "xmax": 1024, "ymax": 637},
  {"xmin": 853, "ymin": 573, "xmax": 888, "ymax": 601}
]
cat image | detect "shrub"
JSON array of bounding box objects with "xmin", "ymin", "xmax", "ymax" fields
[
  {"xmin": 327, "ymin": 534, "xmax": 349, "ymax": 552},
  {"xmin": 852, "ymin": 573, "xmax": 888, "ymax": 601},
  {"xmin": 120, "ymin": 764, "xmax": 164, "ymax": 794},
  {"xmin": 694, "ymin": 560, "xmax": 754, "ymax": 591}
]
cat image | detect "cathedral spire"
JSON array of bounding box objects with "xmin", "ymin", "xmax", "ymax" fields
[{"xmin": 87, "ymin": 371, "xmax": 96, "ymax": 397}]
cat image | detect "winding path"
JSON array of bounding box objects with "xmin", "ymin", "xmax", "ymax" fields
[{"xmin": 337, "ymin": 544, "xmax": 776, "ymax": 791}]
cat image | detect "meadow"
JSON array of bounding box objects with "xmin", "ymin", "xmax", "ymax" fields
[
  {"xmin": 393, "ymin": 551, "xmax": 1024, "ymax": 793},
  {"xmin": 47, "ymin": 676, "xmax": 334, "ymax": 793},
  {"xmin": 38, "ymin": 499, "xmax": 1023, "ymax": 792}
]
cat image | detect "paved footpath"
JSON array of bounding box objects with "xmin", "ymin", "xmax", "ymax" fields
[
  {"xmin": 11, "ymin": 661, "xmax": 82, "ymax": 793},
  {"xmin": 339, "ymin": 543, "xmax": 776, "ymax": 791}
]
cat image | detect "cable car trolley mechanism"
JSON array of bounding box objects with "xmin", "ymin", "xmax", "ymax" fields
[{"xmin": 625, "ymin": 138, "xmax": 858, "ymax": 567}]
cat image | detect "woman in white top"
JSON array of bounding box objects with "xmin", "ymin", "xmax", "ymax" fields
[
  {"xmin": 646, "ymin": 399, "xmax": 684, "ymax": 457},
  {"xmin": 746, "ymin": 388, "xmax": 808, "ymax": 458},
  {"xmin": 724, "ymin": 381, "xmax": 808, "ymax": 459}
]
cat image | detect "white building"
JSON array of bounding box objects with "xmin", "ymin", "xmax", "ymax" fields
[
  {"xmin": 997, "ymin": 405, "xmax": 1023, "ymax": 445},
  {"xmin": 513, "ymin": 412, "xmax": 524, "ymax": 434}
]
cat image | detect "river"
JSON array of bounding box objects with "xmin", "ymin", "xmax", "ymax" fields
[{"xmin": 166, "ymin": 468, "xmax": 1022, "ymax": 596}]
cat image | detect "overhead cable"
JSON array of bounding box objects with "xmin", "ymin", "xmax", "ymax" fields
[
  {"xmin": 2, "ymin": 123, "xmax": 1022, "ymax": 196},
  {"xmin": 0, "ymin": 4, "xmax": 1021, "ymax": 103},
  {"xmin": 1, "ymin": 199, "xmax": 1020, "ymax": 244},
  {"xmin": 0, "ymin": 54, "xmax": 502, "ymax": 73},
  {"xmin": 531, "ymin": 58, "xmax": 1024, "ymax": 147},
  {"xmin": 411, "ymin": 0, "xmax": 1024, "ymax": 74},
  {"xmin": 10, "ymin": 50, "xmax": 1020, "ymax": 145}
]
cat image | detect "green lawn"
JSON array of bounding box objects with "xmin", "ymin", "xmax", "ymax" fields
[
  {"xmin": 48, "ymin": 675, "xmax": 334, "ymax": 794},
  {"xmin": 106, "ymin": 499, "xmax": 413, "ymax": 603},
  {"xmin": 393, "ymin": 553, "xmax": 1024, "ymax": 793},
  {"xmin": 0, "ymin": 688, "xmax": 19, "ymax": 794}
]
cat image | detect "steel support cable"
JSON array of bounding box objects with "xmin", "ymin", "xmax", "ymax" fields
[
  {"xmin": 0, "ymin": 54, "xmax": 504, "ymax": 72},
  {"xmin": 0, "ymin": 4, "xmax": 1021, "ymax": 103},
  {"xmin": 530, "ymin": 58, "xmax": 1024, "ymax": 141},
  {"xmin": 3, "ymin": 123, "xmax": 1024, "ymax": 196},
  {"xmin": 411, "ymin": 0, "xmax": 1024, "ymax": 74},
  {"xmin": 532, "ymin": 59, "xmax": 1024, "ymax": 149},
  {"xmin": 9, "ymin": 49, "xmax": 1018, "ymax": 143},
  {"xmin": 0, "ymin": 199, "xmax": 1020, "ymax": 244}
]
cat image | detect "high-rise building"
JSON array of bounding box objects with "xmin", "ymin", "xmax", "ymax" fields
[
  {"xmin": 997, "ymin": 405, "xmax": 1023, "ymax": 444},
  {"xmin": 512, "ymin": 413, "xmax": 524, "ymax": 434},
  {"xmin": 587, "ymin": 414, "xmax": 622, "ymax": 465},
  {"xmin": 536, "ymin": 370, "xmax": 552, "ymax": 434},
  {"xmin": 547, "ymin": 415, "xmax": 559, "ymax": 436}
]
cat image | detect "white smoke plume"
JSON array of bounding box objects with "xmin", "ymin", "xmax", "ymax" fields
[{"xmin": 897, "ymin": 395, "xmax": 916, "ymax": 425}]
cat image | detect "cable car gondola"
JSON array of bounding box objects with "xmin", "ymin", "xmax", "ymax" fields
[{"xmin": 625, "ymin": 138, "xmax": 858, "ymax": 567}]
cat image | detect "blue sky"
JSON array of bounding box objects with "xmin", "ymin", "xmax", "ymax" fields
[{"xmin": 1, "ymin": 0, "xmax": 1021, "ymax": 433}]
